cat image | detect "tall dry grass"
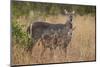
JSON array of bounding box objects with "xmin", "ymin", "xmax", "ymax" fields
[{"xmin": 12, "ymin": 14, "xmax": 96, "ymax": 65}]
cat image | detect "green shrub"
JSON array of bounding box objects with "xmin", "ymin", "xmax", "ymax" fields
[{"xmin": 12, "ymin": 20, "xmax": 33, "ymax": 51}]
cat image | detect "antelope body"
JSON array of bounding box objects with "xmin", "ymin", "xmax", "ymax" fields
[{"xmin": 27, "ymin": 10, "xmax": 75, "ymax": 57}]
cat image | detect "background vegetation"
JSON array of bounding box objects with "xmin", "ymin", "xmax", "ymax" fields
[{"xmin": 12, "ymin": 1, "xmax": 96, "ymax": 17}]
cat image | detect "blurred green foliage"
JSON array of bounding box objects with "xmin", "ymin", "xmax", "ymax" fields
[
  {"xmin": 12, "ymin": 19, "xmax": 33, "ymax": 51},
  {"xmin": 12, "ymin": 1, "xmax": 96, "ymax": 17}
]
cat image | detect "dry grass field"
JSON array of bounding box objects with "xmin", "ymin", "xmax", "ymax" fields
[{"xmin": 12, "ymin": 14, "xmax": 96, "ymax": 65}]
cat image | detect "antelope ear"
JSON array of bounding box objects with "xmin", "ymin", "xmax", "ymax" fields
[
  {"xmin": 64, "ymin": 9, "xmax": 68, "ymax": 14},
  {"xmin": 72, "ymin": 10, "xmax": 75, "ymax": 14}
]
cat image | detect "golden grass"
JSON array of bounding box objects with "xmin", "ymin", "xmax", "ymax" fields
[{"xmin": 12, "ymin": 15, "xmax": 96, "ymax": 65}]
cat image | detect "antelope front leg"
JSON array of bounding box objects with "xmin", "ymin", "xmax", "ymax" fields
[
  {"xmin": 50, "ymin": 47, "xmax": 54, "ymax": 58},
  {"xmin": 64, "ymin": 47, "xmax": 67, "ymax": 58},
  {"xmin": 40, "ymin": 41, "xmax": 46, "ymax": 57},
  {"xmin": 41, "ymin": 47, "xmax": 46, "ymax": 57}
]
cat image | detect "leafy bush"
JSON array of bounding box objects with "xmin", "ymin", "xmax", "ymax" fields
[{"xmin": 12, "ymin": 20, "xmax": 33, "ymax": 51}]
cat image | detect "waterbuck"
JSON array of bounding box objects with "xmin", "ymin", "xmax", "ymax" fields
[{"xmin": 27, "ymin": 9, "xmax": 75, "ymax": 57}]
